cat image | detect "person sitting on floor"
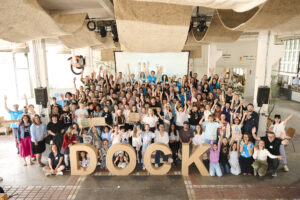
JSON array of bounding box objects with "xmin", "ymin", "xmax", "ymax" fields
[{"xmin": 43, "ymin": 144, "xmax": 65, "ymax": 177}]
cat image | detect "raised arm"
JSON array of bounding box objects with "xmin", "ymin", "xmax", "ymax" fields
[
  {"xmin": 4, "ymin": 96, "xmax": 9, "ymax": 112},
  {"xmin": 283, "ymin": 109, "xmax": 294, "ymax": 126},
  {"xmin": 251, "ymin": 127, "xmax": 260, "ymax": 141},
  {"xmin": 24, "ymin": 94, "xmax": 28, "ymax": 107}
]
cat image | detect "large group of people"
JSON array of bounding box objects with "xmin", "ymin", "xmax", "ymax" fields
[{"xmin": 3, "ymin": 63, "xmax": 295, "ymax": 177}]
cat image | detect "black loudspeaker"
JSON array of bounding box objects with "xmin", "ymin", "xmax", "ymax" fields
[
  {"xmin": 34, "ymin": 87, "xmax": 48, "ymax": 108},
  {"xmin": 257, "ymin": 87, "xmax": 270, "ymax": 107}
]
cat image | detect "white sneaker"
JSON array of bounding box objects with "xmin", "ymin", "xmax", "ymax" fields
[
  {"xmin": 56, "ymin": 171, "xmax": 63, "ymax": 176},
  {"xmin": 45, "ymin": 173, "xmax": 51, "ymax": 177},
  {"xmin": 155, "ymin": 164, "xmax": 158, "ymax": 168},
  {"xmin": 283, "ymin": 165, "xmax": 289, "ymax": 172}
]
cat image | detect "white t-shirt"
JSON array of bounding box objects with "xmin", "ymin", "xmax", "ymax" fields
[
  {"xmin": 155, "ymin": 131, "xmax": 169, "ymax": 145},
  {"xmin": 192, "ymin": 134, "xmax": 205, "ymax": 146},
  {"xmin": 143, "ymin": 115, "xmax": 158, "ymax": 128},
  {"xmin": 169, "ymin": 132, "xmax": 179, "ymax": 142},
  {"xmin": 271, "ymin": 122, "xmax": 286, "ymax": 138},
  {"xmin": 111, "ymin": 133, "xmax": 121, "ymax": 145},
  {"xmin": 253, "ymin": 149, "xmax": 277, "ymax": 161},
  {"xmin": 175, "ymin": 112, "xmax": 189, "ymax": 127},
  {"xmin": 75, "ymin": 108, "xmax": 88, "ymax": 121}
]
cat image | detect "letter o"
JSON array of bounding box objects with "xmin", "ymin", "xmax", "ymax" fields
[
  {"xmin": 106, "ymin": 143, "xmax": 136, "ymax": 175},
  {"xmin": 144, "ymin": 143, "xmax": 172, "ymax": 175}
]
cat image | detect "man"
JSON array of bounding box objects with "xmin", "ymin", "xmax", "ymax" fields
[
  {"xmin": 252, "ymin": 128, "xmax": 288, "ymax": 177},
  {"xmin": 4, "ymin": 95, "xmax": 28, "ymax": 154},
  {"xmin": 225, "ymin": 87, "xmax": 233, "ymax": 104},
  {"xmin": 147, "ymin": 70, "xmax": 157, "ymax": 83},
  {"xmin": 242, "ymin": 103, "xmax": 259, "ymax": 135},
  {"xmin": 179, "ymin": 121, "xmax": 194, "ymax": 153}
]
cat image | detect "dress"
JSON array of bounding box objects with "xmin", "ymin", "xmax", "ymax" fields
[{"xmin": 229, "ymin": 151, "xmax": 241, "ymax": 175}]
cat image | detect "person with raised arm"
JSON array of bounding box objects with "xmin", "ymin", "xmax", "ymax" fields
[
  {"xmin": 268, "ymin": 109, "xmax": 294, "ymax": 172},
  {"xmin": 251, "ymin": 127, "xmax": 289, "ymax": 177},
  {"xmin": 4, "ymin": 95, "xmax": 28, "ymax": 154}
]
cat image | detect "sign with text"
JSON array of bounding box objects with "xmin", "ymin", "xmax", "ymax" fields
[{"xmin": 78, "ymin": 117, "xmax": 106, "ymax": 128}]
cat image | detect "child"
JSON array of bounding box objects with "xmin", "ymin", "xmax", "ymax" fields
[
  {"xmin": 78, "ymin": 151, "xmax": 90, "ymax": 171},
  {"xmin": 209, "ymin": 134, "xmax": 223, "ymax": 177},
  {"xmin": 99, "ymin": 139, "xmax": 109, "ymax": 169},
  {"xmin": 111, "ymin": 126, "xmax": 121, "ymax": 145},
  {"xmin": 131, "ymin": 125, "xmax": 142, "ymax": 167},
  {"xmin": 114, "ymin": 151, "xmax": 129, "ymax": 168},
  {"xmin": 61, "ymin": 127, "xmax": 78, "ymax": 170},
  {"xmin": 228, "ymin": 140, "xmax": 241, "ymax": 175},
  {"xmin": 169, "ymin": 123, "xmax": 179, "ymax": 166},
  {"xmin": 219, "ymin": 136, "xmax": 230, "ymax": 174},
  {"xmin": 230, "ymin": 112, "xmax": 245, "ymax": 141},
  {"xmin": 101, "ymin": 126, "xmax": 112, "ymax": 146},
  {"xmin": 252, "ymin": 140, "xmax": 282, "ymax": 176},
  {"xmin": 82, "ymin": 128, "xmax": 93, "ymax": 144}
]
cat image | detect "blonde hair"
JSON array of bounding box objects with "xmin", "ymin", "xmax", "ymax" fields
[{"xmin": 66, "ymin": 126, "xmax": 75, "ymax": 138}]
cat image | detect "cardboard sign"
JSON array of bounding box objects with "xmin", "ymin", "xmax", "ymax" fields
[
  {"xmin": 78, "ymin": 117, "xmax": 106, "ymax": 128},
  {"xmin": 128, "ymin": 113, "xmax": 140, "ymax": 122}
]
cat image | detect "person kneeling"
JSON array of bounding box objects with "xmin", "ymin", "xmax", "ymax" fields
[
  {"xmin": 43, "ymin": 144, "xmax": 65, "ymax": 176},
  {"xmin": 252, "ymin": 140, "xmax": 282, "ymax": 177}
]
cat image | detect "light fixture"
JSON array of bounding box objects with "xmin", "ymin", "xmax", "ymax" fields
[
  {"xmin": 197, "ymin": 17, "xmax": 207, "ymax": 32},
  {"xmin": 111, "ymin": 24, "xmax": 119, "ymax": 43},
  {"xmin": 87, "ymin": 21, "xmax": 96, "ymax": 31},
  {"xmin": 99, "ymin": 26, "xmax": 107, "ymax": 37}
]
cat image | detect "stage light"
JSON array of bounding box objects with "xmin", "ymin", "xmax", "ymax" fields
[
  {"xmin": 111, "ymin": 24, "xmax": 119, "ymax": 43},
  {"xmin": 87, "ymin": 21, "xmax": 96, "ymax": 31},
  {"xmin": 99, "ymin": 26, "xmax": 107, "ymax": 37},
  {"xmin": 197, "ymin": 19, "xmax": 207, "ymax": 32}
]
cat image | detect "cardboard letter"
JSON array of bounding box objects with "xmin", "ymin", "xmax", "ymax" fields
[
  {"xmin": 70, "ymin": 143, "xmax": 98, "ymax": 175},
  {"xmin": 144, "ymin": 143, "xmax": 172, "ymax": 175},
  {"xmin": 181, "ymin": 143, "xmax": 210, "ymax": 176},
  {"xmin": 106, "ymin": 143, "xmax": 136, "ymax": 175}
]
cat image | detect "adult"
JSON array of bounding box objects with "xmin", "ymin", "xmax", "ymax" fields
[
  {"xmin": 17, "ymin": 115, "xmax": 35, "ymax": 166},
  {"xmin": 268, "ymin": 109, "xmax": 294, "ymax": 172},
  {"xmin": 43, "ymin": 144, "xmax": 65, "ymax": 176},
  {"xmin": 154, "ymin": 124, "xmax": 169, "ymax": 167},
  {"xmin": 4, "ymin": 95, "xmax": 28, "ymax": 153},
  {"xmin": 30, "ymin": 114, "xmax": 47, "ymax": 167},
  {"xmin": 242, "ymin": 103, "xmax": 259, "ymax": 136},
  {"xmin": 179, "ymin": 122, "xmax": 194, "ymax": 152},
  {"xmin": 47, "ymin": 114, "xmax": 65, "ymax": 152},
  {"xmin": 252, "ymin": 128, "xmax": 288, "ymax": 177}
]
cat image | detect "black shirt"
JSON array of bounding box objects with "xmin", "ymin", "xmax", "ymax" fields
[
  {"xmin": 24, "ymin": 125, "xmax": 30, "ymax": 137},
  {"xmin": 48, "ymin": 152, "xmax": 64, "ymax": 169},
  {"xmin": 220, "ymin": 144, "xmax": 229, "ymax": 164},
  {"xmin": 261, "ymin": 136, "xmax": 282, "ymax": 155},
  {"xmin": 179, "ymin": 129, "xmax": 194, "ymax": 143},
  {"xmin": 102, "ymin": 111, "xmax": 113, "ymax": 125},
  {"xmin": 189, "ymin": 111, "xmax": 200, "ymax": 125},
  {"xmin": 225, "ymin": 94, "xmax": 233, "ymax": 104}
]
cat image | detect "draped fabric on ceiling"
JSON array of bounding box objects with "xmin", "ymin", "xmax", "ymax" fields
[
  {"xmin": 185, "ymin": 12, "xmax": 243, "ymax": 47},
  {"xmin": 217, "ymin": 0, "xmax": 300, "ymax": 31},
  {"xmin": 59, "ymin": 24, "xmax": 116, "ymax": 49},
  {"xmin": 114, "ymin": 0, "xmax": 193, "ymax": 53},
  {"xmin": 0, "ymin": 0, "xmax": 86, "ymax": 43},
  {"xmin": 133, "ymin": 0, "xmax": 267, "ymax": 12}
]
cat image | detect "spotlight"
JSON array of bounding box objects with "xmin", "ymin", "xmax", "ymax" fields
[
  {"xmin": 87, "ymin": 21, "xmax": 96, "ymax": 31},
  {"xmin": 99, "ymin": 26, "xmax": 107, "ymax": 37},
  {"xmin": 197, "ymin": 18, "xmax": 207, "ymax": 32},
  {"xmin": 111, "ymin": 24, "xmax": 119, "ymax": 42}
]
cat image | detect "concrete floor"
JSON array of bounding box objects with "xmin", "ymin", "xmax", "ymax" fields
[{"xmin": 0, "ymin": 98, "xmax": 300, "ymax": 199}]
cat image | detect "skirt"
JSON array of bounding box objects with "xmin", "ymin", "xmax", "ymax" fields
[
  {"xmin": 60, "ymin": 147, "xmax": 69, "ymax": 155},
  {"xmin": 31, "ymin": 140, "xmax": 46, "ymax": 154},
  {"xmin": 19, "ymin": 136, "xmax": 35, "ymax": 158}
]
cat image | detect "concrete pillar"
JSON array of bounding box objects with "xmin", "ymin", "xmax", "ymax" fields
[
  {"xmin": 252, "ymin": 31, "xmax": 285, "ymax": 134},
  {"xmin": 207, "ymin": 44, "xmax": 222, "ymax": 76}
]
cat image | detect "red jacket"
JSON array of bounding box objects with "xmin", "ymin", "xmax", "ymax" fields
[{"xmin": 62, "ymin": 134, "xmax": 76, "ymax": 150}]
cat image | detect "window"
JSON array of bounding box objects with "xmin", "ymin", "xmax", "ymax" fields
[{"xmin": 279, "ymin": 39, "xmax": 300, "ymax": 85}]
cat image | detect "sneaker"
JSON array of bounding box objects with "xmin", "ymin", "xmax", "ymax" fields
[
  {"xmin": 56, "ymin": 171, "xmax": 63, "ymax": 176},
  {"xmin": 39, "ymin": 163, "xmax": 45, "ymax": 167},
  {"xmin": 142, "ymin": 167, "xmax": 146, "ymax": 170},
  {"xmin": 272, "ymin": 172, "xmax": 277, "ymax": 177},
  {"xmin": 283, "ymin": 165, "xmax": 289, "ymax": 172},
  {"xmin": 155, "ymin": 164, "xmax": 158, "ymax": 168},
  {"xmin": 45, "ymin": 173, "xmax": 51, "ymax": 177}
]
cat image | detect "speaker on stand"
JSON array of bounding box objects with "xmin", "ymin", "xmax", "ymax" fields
[
  {"xmin": 257, "ymin": 86, "xmax": 270, "ymax": 107},
  {"xmin": 34, "ymin": 87, "xmax": 49, "ymax": 123}
]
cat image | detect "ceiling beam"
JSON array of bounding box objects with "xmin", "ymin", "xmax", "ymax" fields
[{"xmin": 98, "ymin": 0, "xmax": 114, "ymax": 18}]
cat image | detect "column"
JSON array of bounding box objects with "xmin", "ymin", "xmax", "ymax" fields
[{"xmin": 207, "ymin": 44, "xmax": 222, "ymax": 76}]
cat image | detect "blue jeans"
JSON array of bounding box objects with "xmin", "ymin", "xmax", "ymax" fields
[
  {"xmin": 279, "ymin": 144, "xmax": 287, "ymax": 165},
  {"xmin": 190, "ymin": 125, "xmax": 196, "ymax": 132},
  {"xmin": 210, "ymin": 162, "xmax": 222, "ymax": 177},
  {"xmin": 155, "ymin": 150, "xmax": 168, "ymax": 164},
  {"xmin": 220, "ymin": 163, "xmax": 230, "ymax": 174}
]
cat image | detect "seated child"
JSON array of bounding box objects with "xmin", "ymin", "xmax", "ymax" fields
[{"xmin": 78, "ymin": 151, "xmax": 90, "ymax": 171}]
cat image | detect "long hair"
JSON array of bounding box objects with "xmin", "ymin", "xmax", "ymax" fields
[
  {"xmin": 66, "ymin": 126, "xmax": 75, "ymax": 138},
  {"xmin": 168, "ymin": 123, "xmax": 177, "ymax": 136},
  {"xmin": 33, "ymin": 114, "xmax": 41, "ymax": 125},
  {"xmin": 20, "ymin": 114, "xmax": 32, "ymax": 126}
]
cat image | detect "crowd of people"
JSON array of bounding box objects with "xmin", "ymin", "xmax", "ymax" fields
[{"xmin": 3, "ymin": 63, "xmax": 295, "ymax": 177}]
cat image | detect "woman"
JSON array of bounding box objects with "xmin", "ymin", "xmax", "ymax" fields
[
  {"xmin": 47, "ymin": 114, "xmax": 65, "ymax": 152},
  {"xmin": 43, "ymin": 144, "xmax": 65, "ymax": 176},
  {"xmin": 169, "ymin": 123, "xmax": 179, "ymax": 165},
  {"xmin": 61, "ymin": 126, "xmax": 78, "ymax": 170},
  {"xmin": 239, "ymin": 133, "xmax": 254, "ymax": 175},
  {"xmin": 30, "ymin": 114, "xmax": 47, "ymax": 167},
  {"xmin": 142, "ymin": 108, "xmax": 158, "ymax": 132},
  {"xmin": 17, "ymin": 115, "xmax": 35, "ymax": 166}
]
